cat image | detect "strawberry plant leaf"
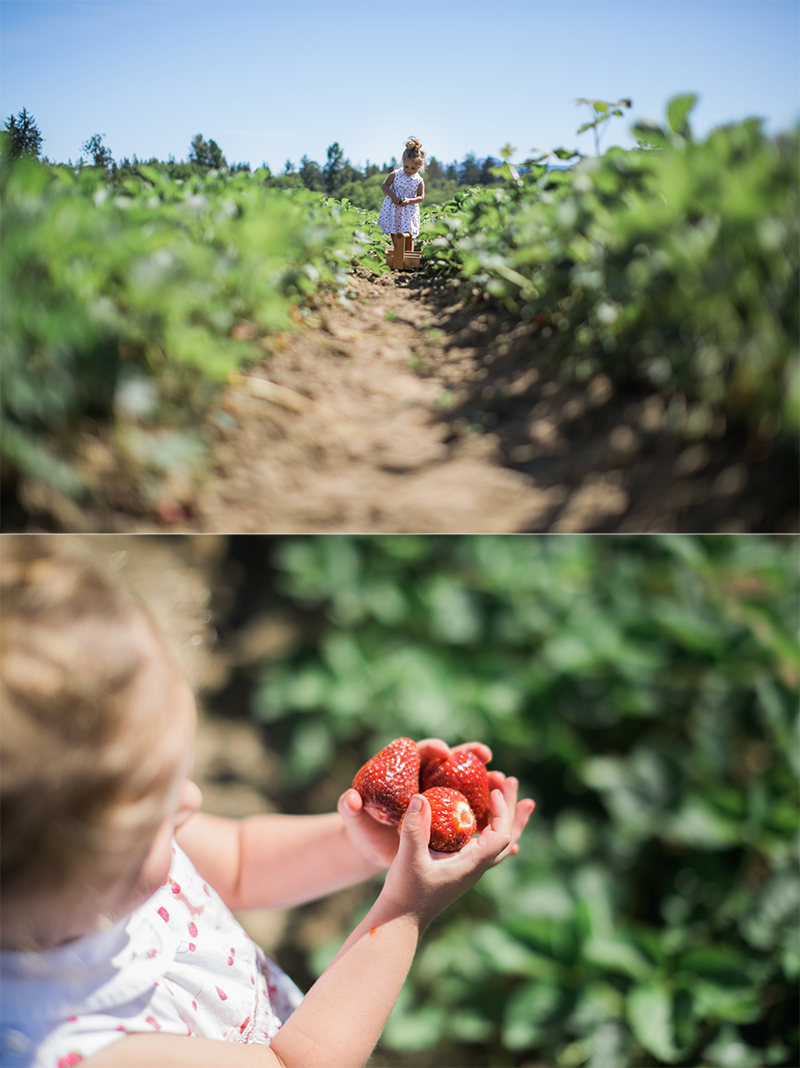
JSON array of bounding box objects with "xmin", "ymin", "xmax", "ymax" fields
[{"xmin": 627, "ymin": 981, "xmax": 683, "ymax": 1063}]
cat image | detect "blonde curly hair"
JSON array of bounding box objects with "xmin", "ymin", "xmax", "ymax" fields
[
  {"xmin": 402, "ymin": 136, "xmax": 425, "ymax": 172},
  {"xmin": 0, "ymin": 539, "xmax": 178, "ymax": 907}
]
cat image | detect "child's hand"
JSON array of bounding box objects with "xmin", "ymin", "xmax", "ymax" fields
[
  {"xmin": 380, "ymin": 775, "xmax": 534, "ymax": 928},
  {"xmin": 417, "ymin": 737, "xmax": 492, "ymax": 768},
  {"xmin": 338, "ymin": 787, "xmax": 402, "ymax": 871}
]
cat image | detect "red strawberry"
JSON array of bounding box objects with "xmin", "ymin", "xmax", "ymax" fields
[
  {"xmin": 353, "ymin": 737, "xmax": 421, "ymax": 825},
  {"xmin": 420, "ymin": 787, "xmax": 477, "ymax": 852},
  {"xmin": 421, "ymin": 750, "xmax": 490, "ymax": 830}
]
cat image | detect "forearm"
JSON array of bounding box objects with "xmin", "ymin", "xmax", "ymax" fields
[
  {"xmin": 178, "ymin": 811, "xmax": 385, "ymax": 912},
  {"xmin": 270, "ymin": 897, "xmax": 422, "ymax": 1068},
  {"xmin": 238, "ymin": 813, "xmax": 384, "ymax": 909}
]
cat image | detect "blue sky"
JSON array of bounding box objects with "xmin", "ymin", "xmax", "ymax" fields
[{"xmin": 1, "ymin": 0, "xmax": 798, "ymax": 170}]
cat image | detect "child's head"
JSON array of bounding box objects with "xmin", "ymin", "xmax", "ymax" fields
[
  {"xmin": 0, "ymin": 540, "xmax": 201, "ymax": 950},
  {"xmin": 402, "ymin": 136, "xmax": 425, "ymax": 175}
]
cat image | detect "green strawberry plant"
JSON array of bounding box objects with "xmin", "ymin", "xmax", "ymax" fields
[
  {"xmin": 0, "ymin": 147, "xmax": 376, "ymax": 495},
  {"xmin": 422, "ymin": 96, "xmax": 799, "ymax": 453}
]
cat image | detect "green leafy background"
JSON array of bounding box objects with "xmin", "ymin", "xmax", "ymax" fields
[{"xmin": 245, "ymin": 534, "xmax": 798, "ymax": 1068}]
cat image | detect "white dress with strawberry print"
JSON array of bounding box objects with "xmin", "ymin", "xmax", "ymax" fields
[
  {"xmin": 0, "ymin": 842, "xmax": 303, "ymax": 1068},
  {"xmin": 377, "ymin": 170, "xmax": 423, "ymax": 237}
]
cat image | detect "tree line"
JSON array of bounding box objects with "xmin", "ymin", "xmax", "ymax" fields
[{"xmin": 3, "ymin": 108, "xmax": 509, "ymax": 209}]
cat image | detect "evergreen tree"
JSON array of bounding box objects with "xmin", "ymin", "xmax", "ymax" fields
[
  {"xmin": 81, "ymin": 133, "xmax": 113, "ymax": 171},
  {"xmin": 323, "ymin": 141, "xmax": 346, "ymax": 194},
  {"xmin": 298, "ymin": 155, "xmax": 323, "ymax": 191},
  {"xmin": 207, "ymin": 139, "xmax": 226, "ymax": 169},
  {"xmin": 425, "ymin": 156, "xmax": 444, "ymax": 182},
  {"xmin": 189, "ymin": 134, "xmax": 228, "ymax": 170},
  {"xmin": 4, "ymin": 107, "xmax": 43, "ymax": 159},
  {"xmin": 479, "ymin": 156, "xmax": 498, "ymax": 184},
  {"xmin": 459, "ymin": 152, "xmax": 481, "ymax": 185}
]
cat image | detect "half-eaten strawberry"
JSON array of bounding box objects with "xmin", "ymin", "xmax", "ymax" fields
[{"xmin": 421, "ymin": 786, "xmax": 477, "ymax": 852}]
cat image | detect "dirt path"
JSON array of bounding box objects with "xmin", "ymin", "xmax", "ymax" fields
[
  {"xmin": 14, "ymin": 271, "xmax": 798, "ymax": 533},
  {"xmin": 196, "ymin": 273, "xmax": 559, "ymax": 533}
]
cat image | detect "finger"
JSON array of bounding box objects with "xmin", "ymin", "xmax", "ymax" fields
[
  {"xmin": 416, "ymin": 738, "xmax": 451, "ymax": 765},
  {"xmin": 511, "ymin": 797, "xmax": 536, "ymax": 842},
  {"xmin": 488, "ymin": 786, "xmax": 534, "ymax": 866},
  {"xmin": 470, "ymin": 788, "xmax": 512, "ymax": 861},
  {"xmin": 451, "ymin": 741, "xmax": 493, "ymax": 765},
  {"xmin": 487, "ymin": 770, "xmax": 506, "ymax": 792},
  {"xmin": 337, "ymin": 788, "xmax": 363, "ymax": 818},
  {"xmin": 396, "ymin": 794, "xmax": 432, "ymax": 867},
  {"xmin": 490, "ymin": 783, "xmax": 514, "ymax": 833}
]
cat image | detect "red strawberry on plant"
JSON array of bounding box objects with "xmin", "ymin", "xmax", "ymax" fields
[
  {"xmin": 353, "ymin": 737, "xmax": 421, "ymax": 825},
  {"xmin": 421, "ymin": 749, "xmax": 491, "ymax": 830},
  {"xmin": 419, "ymin": 787, "xmax": 477, "ymax": 852}
]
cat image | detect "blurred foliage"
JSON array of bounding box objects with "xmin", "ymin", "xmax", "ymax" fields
[
  {"xmin": 0, "ymin": 145, "xmax": 375, "ymax": 493},
  {"xmin": 424, "ymin": 97, "xmax": 799, "ymax": 449},
  {"xmin": 250, "ymin": 534, "xmax": 799, "ymax": 1067}
]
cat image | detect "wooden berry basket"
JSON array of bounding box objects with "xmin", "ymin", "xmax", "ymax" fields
[{"xmin": 385, "ymin": 233, "xmax": 421, "ymax": 270}]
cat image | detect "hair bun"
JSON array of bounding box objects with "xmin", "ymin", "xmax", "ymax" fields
[{"xmin": 405, "ymin": 137, "xmax": 422, "ymax": 151}]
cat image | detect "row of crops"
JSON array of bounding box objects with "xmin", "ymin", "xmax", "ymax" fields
[
  {"xmin": 1, "ymin": 151, "xmax": 380, "ymax": 497},
  {"xmin": 419, "ymin": 97, "xmax": 799, "ymax": 449},
  {"xmin": 1, "ymin": 95, "xmax": 797, "ymax": 507}
]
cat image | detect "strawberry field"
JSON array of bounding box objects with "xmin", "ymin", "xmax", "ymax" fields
[
  {"xmin": 192, "ymin": 533, "xmax": 797, "ymax": 1068},
  {"xmin": 2, "ymin": 96, "xmax": 797, "ymax": 533}
]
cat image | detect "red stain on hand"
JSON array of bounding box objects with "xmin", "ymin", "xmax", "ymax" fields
[{"xmin": 370, "ymin": 926, "xmax": 378, "ymax": 936}]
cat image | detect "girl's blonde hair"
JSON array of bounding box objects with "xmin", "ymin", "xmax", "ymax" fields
[
  {"xmin": 402, "ymin": 136, "xmax": 425, "ymax": 172},
  {"xmin": 0, "ymin": 539, "xmax": 177, "ymax": 904}
]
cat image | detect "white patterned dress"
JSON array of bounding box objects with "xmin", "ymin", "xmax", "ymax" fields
[
  {"xmin": 377, "ymin": 170, "xmax": 423, "ymax": 237},
  {"xmin": 0, "ymin": 842, "xmax": 303, "ymax": 1067}
]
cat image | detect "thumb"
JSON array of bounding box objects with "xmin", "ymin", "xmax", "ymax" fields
[
  {"xmin": 397, "ymin": 794, "xmax": 431, "ymax": 862},
  {"xmin": 337, "ymin": 788, "xmax": 363, "ymax": 821}
]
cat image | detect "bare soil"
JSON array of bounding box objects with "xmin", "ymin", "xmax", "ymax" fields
[{"xmin": 11, "ymin": 272, "xmax": 798, "ymax": 533}]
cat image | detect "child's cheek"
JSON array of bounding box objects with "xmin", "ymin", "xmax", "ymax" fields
[{"xmin": 137, "ymin": 827, "xmax": 176, "ymax": 899}]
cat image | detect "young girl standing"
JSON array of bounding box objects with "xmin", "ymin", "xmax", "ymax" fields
[
  {"xmin": 377, "ymin": 137, "xmax": 426, "ymax": 267},
  {"xmin": 0, "ymin": 539, "xmax": 534, "ymax": 1068}
]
